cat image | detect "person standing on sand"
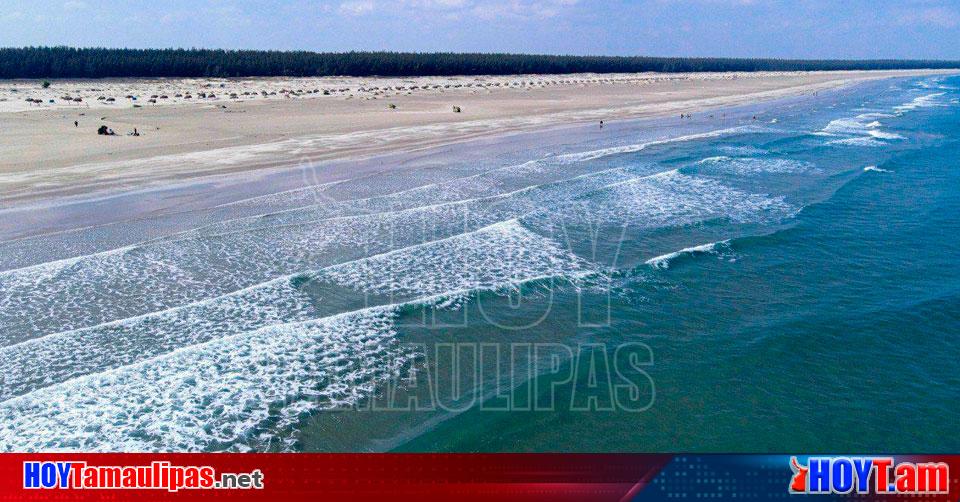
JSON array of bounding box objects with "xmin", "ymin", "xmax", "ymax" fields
[{"xmin": 74, "ymin": 121, "xmax": 78, "ymax": 127}]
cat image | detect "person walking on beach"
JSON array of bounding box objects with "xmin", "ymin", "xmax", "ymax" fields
[{"xmin": 74, "ymin": 120, "xmax": 78, "ymax": 127}]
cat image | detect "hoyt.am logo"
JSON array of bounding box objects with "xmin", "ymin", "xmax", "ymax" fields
[{"xmin": 789, "ymin": 457, "xmax": 949, "ymax": 495}]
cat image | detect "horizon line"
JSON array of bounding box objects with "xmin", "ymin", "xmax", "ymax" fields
[{"xmin": 5, "ymin": 46, "xmax": 960, "ymax": 64}]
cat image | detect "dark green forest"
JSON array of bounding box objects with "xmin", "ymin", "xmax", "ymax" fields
[{"xmin": 2, "ymin": 47, "xmax": 958, "ymax": 79}]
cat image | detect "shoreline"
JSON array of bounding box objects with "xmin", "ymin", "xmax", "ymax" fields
[{"xmin": 1, "ymin": 69, "xmax": 954, "ymax": 208}]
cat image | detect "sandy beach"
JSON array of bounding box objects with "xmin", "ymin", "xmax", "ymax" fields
[{"xmin": 0, "ymin": 69, "xmax": 953, "ymax": 205}]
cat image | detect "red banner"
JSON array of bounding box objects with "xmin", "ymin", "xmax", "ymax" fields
[
  {"xmin": 2, "ymin": 453, "xmax": 671, "ymax": 501},
  {"xmin": 4, "ymin": 454, "xmax": 959, "ymax": 501}
]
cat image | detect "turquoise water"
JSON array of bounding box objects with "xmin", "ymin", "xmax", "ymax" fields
[
  {"xmin": 0, "ymin": 75, "xmax": 957, "ymax": 452},
  {"xmin": 394, "ymin": 76, "xmax": 960, "ymax": 452}
]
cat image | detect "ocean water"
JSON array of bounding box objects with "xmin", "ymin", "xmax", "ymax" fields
[{"xmin": 0, "ymin": 75, "xmax": 958, "ymax": 452}]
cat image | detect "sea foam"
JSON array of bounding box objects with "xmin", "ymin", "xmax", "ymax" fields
[
  {"xmin": 818, "ymin": 114, "xmax": 904, "ymax": 148},
  {"xmin": 645, "ymin": 240, "xmax": 731, "ymax": 269},
  {"xmin": 529, "ymin": 169, "xmax": 794, "ymax": 231},
  {"xmin": 555, "ymin": 126, "xmax": 759, "ymax": 163},
  {"xmin": 0, "ymin": 306, "xmax": 413, "ymax": 452},
  {"xmin": 0, "ymin": 220, "xmax": 596, "ymax": 408},
  {"xmin": 693, "ymin": 156, "xmax": 816, "ymax": 175},
  {"xmin": 893, "ymin": 92, "xmax": 946, "ymax": 114}
]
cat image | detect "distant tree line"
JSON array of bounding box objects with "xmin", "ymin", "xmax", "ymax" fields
[{"xmin": 1, "ymin": 46, "xmax": 958, "ymax": 79}]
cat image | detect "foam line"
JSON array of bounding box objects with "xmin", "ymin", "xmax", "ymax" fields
[
  {"xmin": 893, "ymin": 92, "xmax": 946, "ymax": 113},
  {"xmin": 0, "ymin": 182, "xmax": 553, "ymax": 339},
  {"xmin": 314, "ymin": 220, "xmax": 595, "ymax": 298},
  {"xmin": 0, "ymin": 220, "xmax": 594, "ymax": 403},
  {"xmin": 817, "ymin": 113, "xmax": 904, "ymax": 148},
  {"xmin": 0, "ymin": 305, "xmax": 411, "ymax": 452},
  {"xmin": 526, "ymin": 169, "xmax": 794, "ymax": 231},
  {"xmin": 646, "ymin": 240, "xmax": 730, "ymax": 269},
  {"xmin": 0, "ymin": 221, "xmax": 597, "ymax": 452},
  {"xmin": 693, "ymin": 156, "xmax": 816, "ymax": 175},
  {"xmin": 554, "ymin": 126, "xmax": 759, "ymax": 163}
]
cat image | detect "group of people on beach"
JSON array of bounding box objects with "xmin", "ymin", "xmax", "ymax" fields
[{"xmin": 85, "ymin": 121, "xmax": 138, "ymax": 136}]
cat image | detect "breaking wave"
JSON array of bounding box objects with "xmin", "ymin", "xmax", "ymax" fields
[{"xmin": 646, "ymin": 240, "xmax": 732, "ymax": 270}]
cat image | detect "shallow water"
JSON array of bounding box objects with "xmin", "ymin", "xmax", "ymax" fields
[{"xmin": 0, "ymin": 75, "xmax": 958, "ymax": 452}]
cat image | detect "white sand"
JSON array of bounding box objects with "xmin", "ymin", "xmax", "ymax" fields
[{"xmin": 0, "ymin": 70, "xmax": 953, "ymax": 205}]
